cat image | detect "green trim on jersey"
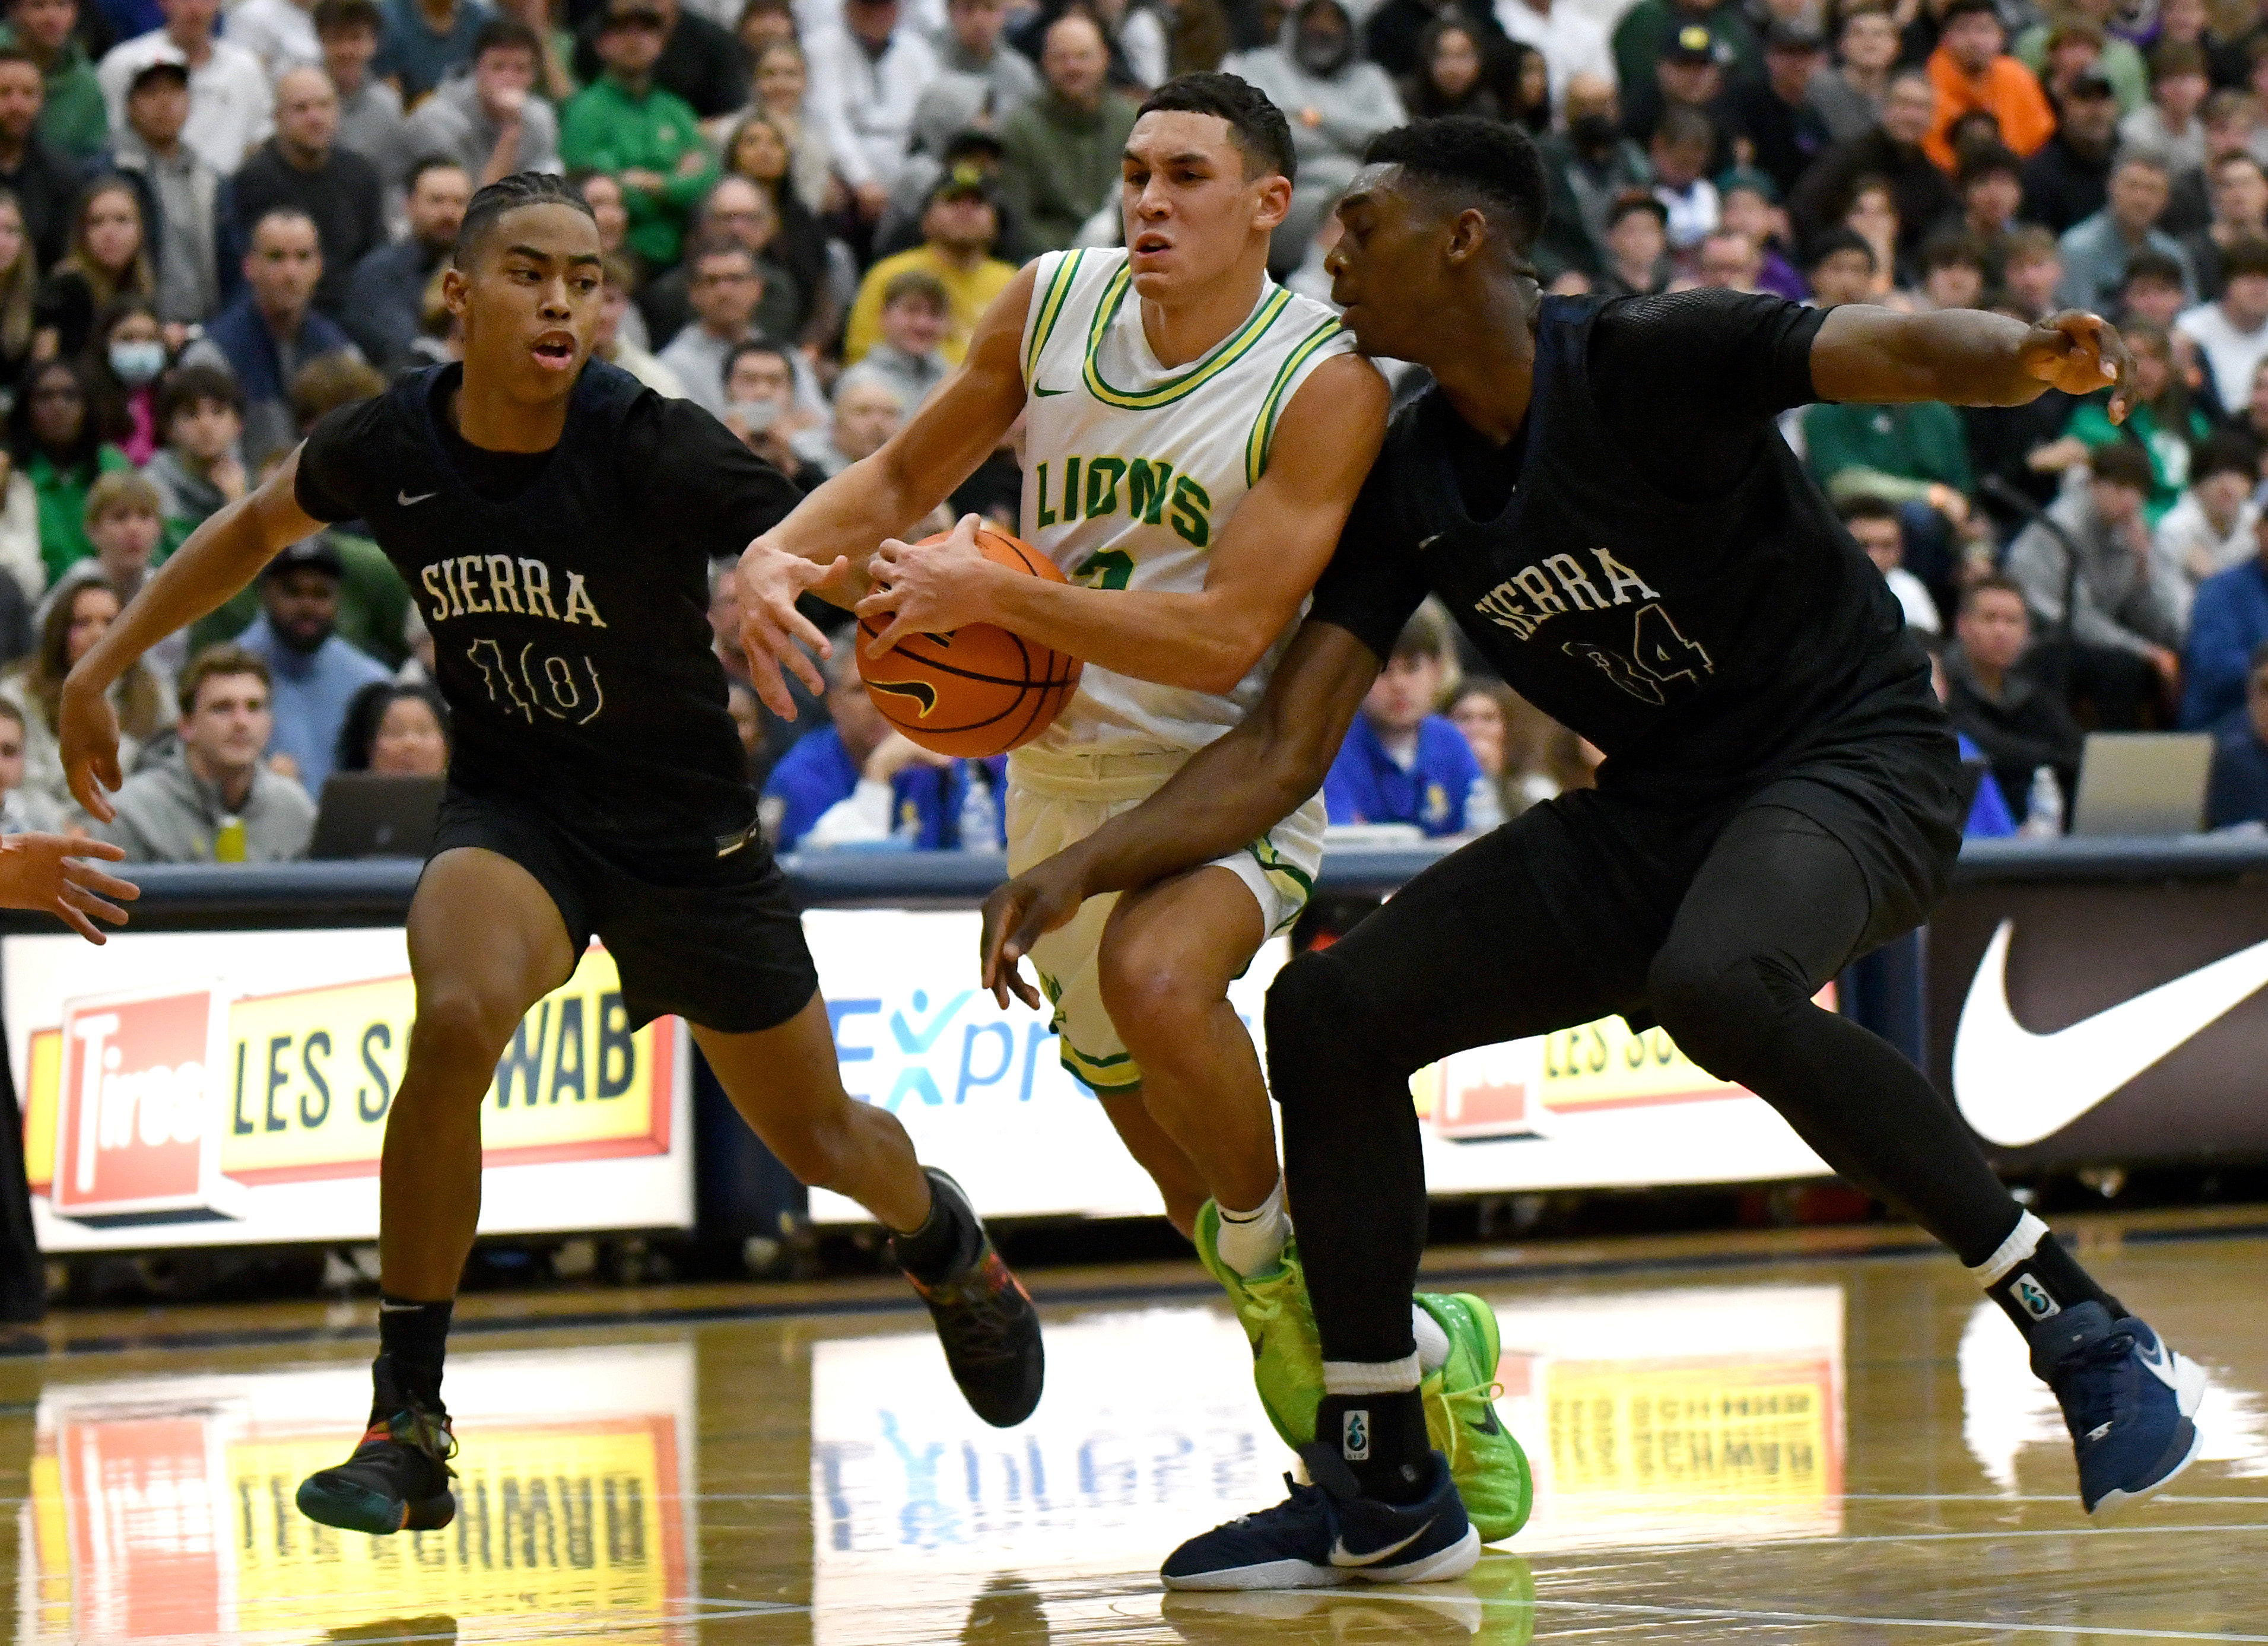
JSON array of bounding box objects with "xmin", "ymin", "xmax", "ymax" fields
[
  {"xmin": 1081, "ymin": 265, "xmax": 1297, "ymax": 409},
  {"xmin": 1243, "ymin": 316, "xmax": 1347, "ymax": 487},
  {"xmin": 1025, "ymin": 250, "xmax": 1088, "ymax": 384},
  {"xmin": 1245, "ymin": 835, "xmax": 1315, "ymax": 933}
]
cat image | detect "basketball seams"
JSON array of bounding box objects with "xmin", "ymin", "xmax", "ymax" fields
[{"xmin": 860, "ymin": 525, "xmax": 1082, "ymax": 753}]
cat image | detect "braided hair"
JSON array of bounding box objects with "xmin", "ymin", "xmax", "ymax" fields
[{"xmin": 453, "ymin": 170, "xmax": 598, "ymax": 267}]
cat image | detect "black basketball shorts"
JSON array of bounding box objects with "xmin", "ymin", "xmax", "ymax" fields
[{"xmin": 428, "ymin": 786, "xmax": 821, "ymax": 1035}]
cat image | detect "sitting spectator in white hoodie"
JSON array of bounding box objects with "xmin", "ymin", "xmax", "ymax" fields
[
  {"xmin": 2154, "ymin": 432, "xmax": 2261, "ymax": 630},
  {"xmin": 1842, "ymin": 494, "xmax": 1942, "ymax": 633}
]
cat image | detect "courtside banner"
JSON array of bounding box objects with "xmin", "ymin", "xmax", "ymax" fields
[
  {"xmin": 5, "ymin": 926, "xmax": 693, "ymax": 1250},
  {"xmin": 799, "ymin": 909, "xmax": 1833, "ymax": 1223},
  {"xmin": 1927, "ymin": 878, "xmax": 2268, "ymax": 1168},
  {"xmin": 15, "ymin": 1344, "xmax": 696, "ymax": 1643}
]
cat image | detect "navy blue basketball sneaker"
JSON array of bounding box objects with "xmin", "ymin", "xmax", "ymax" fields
[
  {"xmin": 1161, "ymin": 1442, "xmax": 1481, "ymax": 1591},
  {"xmin": 2034, "ymin": 1303, "xmax": 2207, "ymax": 1518}
]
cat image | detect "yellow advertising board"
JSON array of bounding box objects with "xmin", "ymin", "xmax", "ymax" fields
[{"xmin": 20, "ymin": 943, "xmax": 675, "ymax": 1195}]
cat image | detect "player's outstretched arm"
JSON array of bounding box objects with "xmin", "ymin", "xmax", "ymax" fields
[
  {"xmin": 0, "ymin": 832, "xmax": 138, "ymax": 943},
  {"xmin": 979, "ymin": 619, "xmax": 1380, "ymax": 1008},
  {"xmin": 861, "ymin": 355, "xmax": 1391, "ymax": 696},
  {"xmin": 1811, "ymin": 305, "xmax": 2136, "ymax": 422},
  {"xmin": 59, "ymin": 446, "xmax": 326, "ymax": 821},
  {"xmin": 735, "ymin": 264, "xmax": 1039, "ymax": 717}
]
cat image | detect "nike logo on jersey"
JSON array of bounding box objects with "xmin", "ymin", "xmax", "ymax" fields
[
  {"xmin": 1418, "ymin": 534, "xmax": 1443, "ymax": 551},
  {"xmin": 1033, "ymin": 385, "xmax": 1072, "ymax": 396},
  {"xmin": 1952, "ymin": 920, "xmax": 2268, "ymax": 1146},
  {"xmin": 1330, "ymin": 1519, "xmax": 1436, "ymax": 1568},
  {"xmin": 398, "ymin": 490, "xmax": 438, "ymax": 506}
]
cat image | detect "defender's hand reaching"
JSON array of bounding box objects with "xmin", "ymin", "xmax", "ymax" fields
[
  {"xmin": 979, "ymin": 853, "xmax": 1088, "ymax": 1009},
  {"xmin": 736, "ymin": 541, "xmax": 852, "ymax": 718},
  {"xmin": 0, "ymin": 832, "xmax": 138, "ymax": 944}
]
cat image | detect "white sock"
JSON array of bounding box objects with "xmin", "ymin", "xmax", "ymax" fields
[
  {"xmin": 1412, "ymin": 1304, "xmax": 1450, "ymax": 1375},
  {"xmin": 1968, "ymin": 1210, "xmax": 2049, "ymax": 1288},
  {"xmin": 1214, "ymin": 1177, "xmax": 1289, "ymax": 1278},
  {"xmin": 1323, "ymin": 1356, "xmax": 1422, "ymax": 1394}
]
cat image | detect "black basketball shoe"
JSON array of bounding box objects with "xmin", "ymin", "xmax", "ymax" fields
[
  {"xmin": 296, "ymin": 1356, "xmax": 459, "ymax": 1534},
  {"xmin": 892, "ymin": 1168, "xmax": 1044, "ymax": 1427}
]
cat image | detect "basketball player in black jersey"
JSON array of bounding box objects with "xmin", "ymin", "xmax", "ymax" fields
[
  {"xmin": 983, "ymin": 120, "xmax": 2206, "ymax": 1588},
  {"xmin": 57, "ymin": 173, "xmax": 1042, "ymax": 1538}
]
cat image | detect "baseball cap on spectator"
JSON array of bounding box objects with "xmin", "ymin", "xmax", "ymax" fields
[
  {"xmin": 928, "ymin": 161, "xmax": 998, "ymax": 208},
  {"xmin": 1717, "ymin": 164, "xmax": 1778, "ymax": 202},
  {"xmin": 1661, "ymin": 23, "xmax": 1730, "ymax": 65},
  {"xmin": 264, "ymin": 538, "xmax": 345, "ymax": 580},
  {"xmin": 1607, "ymin": 190, "xmax": 1670, "ymax": 230},
  {"xmin": 126, "ymin": 47, "xmax": 190, "ymax": 93},
  {"xmin": 944, "ymin": 127, "xmax": 1006, "ymax": 164},
  {"xmin": 1764, "ymin": 17, "xmax": 1825, "ymax": 52}
]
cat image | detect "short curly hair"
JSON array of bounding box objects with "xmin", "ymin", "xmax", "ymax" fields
[
  {"xmin": 1364, "ymin": 117, "xmax": 1551, "ymax": 252},
  {"xmin": 453, "ymin": 170, "xmax": 598, "ymax": 267}
]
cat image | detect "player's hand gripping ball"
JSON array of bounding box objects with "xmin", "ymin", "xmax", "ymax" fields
[{"xmin": 858, "ymin": 528, "xmax": 1084, "ymax": 757}]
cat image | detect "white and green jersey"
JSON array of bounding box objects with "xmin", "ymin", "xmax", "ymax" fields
[{"xmin": 1015, "ymin": 246, "xmax": 1358, "ymax": 755}]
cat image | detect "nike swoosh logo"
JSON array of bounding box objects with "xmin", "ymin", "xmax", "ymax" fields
[
  {"xmin": 1418, "ymin": 534, "xmax": 1443, "ymax": 551},
  {"xmin": 1952, "ymin": 920, "xmax": 2268, "ymax": 1146},
  {"xmin": 1330, "ymin": 1518, "xmax": 1434, "ymax": 1568},
  {"xmin": 1469, "ymin": 1404, "xmax": 1501, "ymax": 1436},
  {"xmin": 2136, "ymin": 1333, "xmax": 2178, "ymax": 1390},
  {"xmin": 1033, "ymin": 385, "xmax": 1071, "ymax": 396},
  {"xmin": 398, "ymin": 490, "xmax": 438, "ymax": 506}
]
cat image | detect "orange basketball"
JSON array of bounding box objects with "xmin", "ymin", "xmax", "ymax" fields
[{"xmin": 858, "ymin": 528, "xmax": 1084, "ymax": 757}]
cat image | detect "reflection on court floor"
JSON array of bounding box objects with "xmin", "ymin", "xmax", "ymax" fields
[
  {"xmin": 9, "ymin": 1239, "xmax": 2268, "ymax": 1644},
  {"xmin": 16, "ymin": 1345, "xmax": 698, "ymax": 1643}
]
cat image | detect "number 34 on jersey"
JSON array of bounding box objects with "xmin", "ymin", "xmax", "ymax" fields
[{"xmin": 1470, "ymin": 545, "xmax": 1714, "ymax": 707}]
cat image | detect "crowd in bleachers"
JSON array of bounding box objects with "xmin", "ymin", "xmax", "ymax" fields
[{"xmin": 0, "ymin": 0, "xmax": 2262, "ymax": 862}]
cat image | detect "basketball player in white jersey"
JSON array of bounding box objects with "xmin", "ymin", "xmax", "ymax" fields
[{"xmin": 739, "ymin": 72, "xmax": 1530, "ymax": 1539}]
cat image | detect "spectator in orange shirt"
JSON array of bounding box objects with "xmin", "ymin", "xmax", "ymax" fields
[{"xmin": 1926, "ymin": 0, "xmax": 2056, "ymax": 171}]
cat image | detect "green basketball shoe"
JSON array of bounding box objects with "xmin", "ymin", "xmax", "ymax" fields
[
  {"xmin": 1193, "ymin": 1199, "xmax": 1324, "ymax": 1452},
  {"xmin": 1418, "ymin": 1292, "xmax": 1534, "ymax": 1545}
]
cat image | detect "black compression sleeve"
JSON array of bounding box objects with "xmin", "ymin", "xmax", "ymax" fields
[{"xmin": 1588, "ymin": 290, "xmax": 1827, "ymax": 503}]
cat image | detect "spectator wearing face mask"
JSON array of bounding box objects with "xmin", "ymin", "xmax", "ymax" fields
[
  {"xmin": 1535, "ymin": 72, "xmax": 1653, "ymax": 284},
  {"xmin": 84, "ymin": 295, "xmax": 166, "ymax": 464},
  {"xmin": 720, "ymin": 338, "xmax": 824, "ymax": 491}
]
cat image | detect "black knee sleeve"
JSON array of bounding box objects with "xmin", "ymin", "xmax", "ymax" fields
[{"xmin": 1266, "ymin": 946, "xmax": 1393, "ymax": 1109}]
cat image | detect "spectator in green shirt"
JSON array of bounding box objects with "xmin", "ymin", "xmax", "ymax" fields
[
  {"xmin": 0, "ymin": 0, "xmax": 104, "ymax": 161},
  {"xmin": 11, "ymin": 357, "xmax": 129, "ymax": 583},
  {"xmin": 559, "ymin": 0, "xmax": 713, "ymax": 267},
  {"xmin": 1803, "ymin": 395, "xmax": 1978, "ymax": 606}
]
